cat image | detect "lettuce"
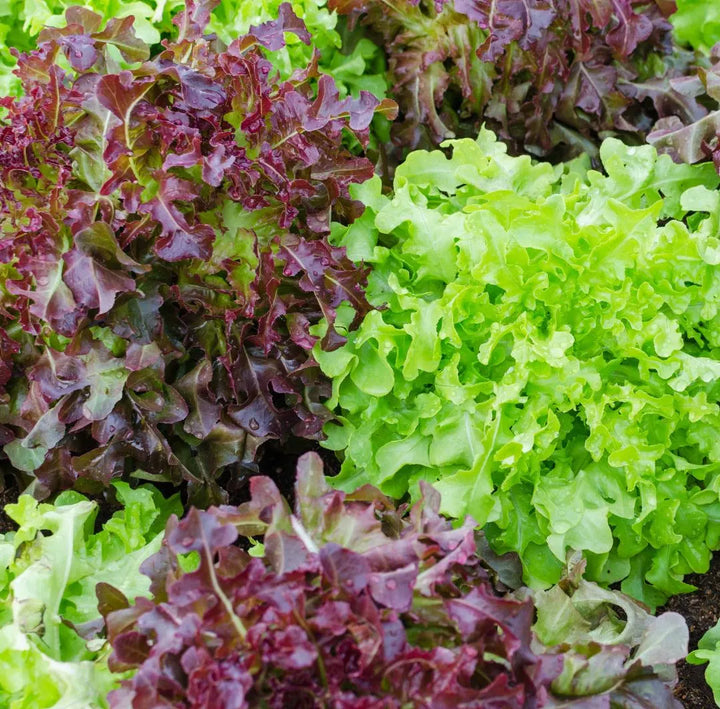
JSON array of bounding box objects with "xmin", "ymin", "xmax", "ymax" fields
[
  {"xmin": 102, "ymin": 453, "xmax": 686, "ymax": 707},
  {"xmin": 0, "ymin": 0, "xmax": 387, "ymax": 101},
  {"xmin": 671, "ymin": 0, "xmax": 720, "ymax": 51},
  {"xmin": 329, "ymin": 0, "xmax": 701, "ymax": 162},
  {"xmin": 688, "ymin": 619, "xmax": 720, "ymax": 706},
  {"xmin": 0, "ymin": 482, "xmax": 180, "ymax": 707},
  {"xmin": 0, "ymin": 5, "xmax": 395, "ymax": 504},
  {"xmin": 316, "ymin": 129, "xmax": 720, "ymax": 608}
]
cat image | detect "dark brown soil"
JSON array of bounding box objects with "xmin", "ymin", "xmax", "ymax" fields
[
  {"xmin": 253, "ymin": 439, "xmax": 342, "ymax": 509},
  {"xmin": 661, "ymin": 553, "xmax": 720, "ymax": 708},
  {"xmin": 0, "ymin": 477, "xmax": 19, "ymax": 533}
]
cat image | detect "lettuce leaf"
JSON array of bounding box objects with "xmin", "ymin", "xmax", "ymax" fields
[
  {"xmin": 0, "ymin": 5, "xmax": 395, "ymax": 504},
  {"xmin": 671, "ymin": 0, "xmax": 720, "ymax": 51},
  {"xmin": 688, "ymin": 618, "xmax": 720, "ymax": 706},
  {"xmin": 330, "ymin": 0, "xmax": 701, "ymax": 162},
  {"xmin": 0, "ymin": 482, "xmax": 180, "ymax": 707},
  {"xmin": 0, "ymin": 0, "xmax": 387, "ymax": 102},
  {"xmin": 316, "ymin": 129, "xmax": 720, "ymax": 607}
]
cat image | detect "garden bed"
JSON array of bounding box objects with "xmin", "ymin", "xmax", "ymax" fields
[
  {"xmin": 665, "ymin": 557, "xmax": 720, "ymax": 707},
  {"xmin": 3, "ymin": 0, "xmax": 720, "ymax": 706}
]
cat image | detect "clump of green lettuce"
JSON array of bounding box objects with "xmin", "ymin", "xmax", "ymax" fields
[
  {"xmin": 0, "ymin": 483, "xmax": 180, "ymax": 708},
  {"xmin": 316, "ymin": 129, "xmax": 720, "ymax": 608},
  {"xmin": 671, "ymin": 0, "xmax": 720, "ymax": 52}
]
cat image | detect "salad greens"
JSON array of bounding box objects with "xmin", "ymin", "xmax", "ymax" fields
[
  {"xmin": 316, "ymin": 129, "xmax": 720, "ymax": 607},
  {"xmin": 0, "ymin": 0, "xmax": 386, "ymax": 100},
  {"xmin": 671, "ymin": 0, "xmax": 720, "ymax": 51},
  {"xmin": 0, "ymin": 4, "xmax": 394, "ymax": 504},
  {"xmin": 689, "ymin": 618, "xmax": 720, "ymax": 706},
  {"xmin": 1, "ymin": 0, "xmax": 720, "ymax": 704},
  {"xmin": 0, "ymin": 482, "xmax": 180, "ymax": 707},
  {"xmin": 103, "ymin": 453, "xmax": 686, "ymax": 707},
  {"xmin": 329, "ymin": 0, "xmax": 701, "ymax": 162}
]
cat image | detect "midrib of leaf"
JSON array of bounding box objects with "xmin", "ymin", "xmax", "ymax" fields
[
  {"xmin": 45, "ymin": 512, "xmax": 84, "ymax": 657},
  {"xmin": 198, "ymin": 525, "xmax": 247, "ymax": 640},
  {"xmin": 469, "ymin": 409, "xmax": 501, "ymax": 508},
  {"xmin": 283, "ymin": 243, "xmax": 365, "ymax": 309}
]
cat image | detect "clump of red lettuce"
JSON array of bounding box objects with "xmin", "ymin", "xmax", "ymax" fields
[
  {"xmin": 0, "ymin": 2, "xmax": 396, "ymax": 504},
  {"xmin": 648, "ymin": 43, "xmax": 720, "ymax": 170},
  {"xmin": 101, "ymin": 452, "xmax": 687, "ymax": 707},
  {"xmin": 330, "ymin": 0, "xmax": 704, "ymax": 161}
]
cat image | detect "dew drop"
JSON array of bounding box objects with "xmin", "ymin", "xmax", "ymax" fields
[
  {"xmin": 248, "ymin": 418, "xmax": 260, "ymax": 431},
  {"xmin": 182, "ymin": 536, "xmax": 194, "ymax": 547},
  {"xmin": 386, "ymin": 579, "xmax": 397, "ymax": 591}
]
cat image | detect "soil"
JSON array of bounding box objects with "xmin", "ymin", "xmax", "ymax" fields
[
  {"xmin": 661, "ymin": 553, "xmax": 720, "ymax": 708},
  {"xmin": 254, "ymin": 438, "xmax": 342, "ymax": 509},
  {"xmin": 0, "ymin": 476, "xmax": 19, "ymax": 533}
]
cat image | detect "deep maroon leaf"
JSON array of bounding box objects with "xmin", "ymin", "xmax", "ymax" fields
[
  {"xmin": 244, "ymin": 2, "xmax": 312, "ymax": 50},
  {"xmin": 96, "ymin": 71, "xmax": 153, "ymax": 120},
  {"xmin": 332, "ymin": 0, "xmax": 694, "ymax": 160},
  {"xmin": 175, "ymin": 360, "xmax": 221, "ymax": 439},
  {"xmin": 167, "ymin": 507, "xmax": 239, "ymax": 556}
]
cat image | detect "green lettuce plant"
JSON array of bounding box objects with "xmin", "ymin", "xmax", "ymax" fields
[
  {"xmin": 688, "ymin": 620, "xmax": 720, "ymax": 706},
  {"xmin": 315, "ymin": 129, "xmax": 720, "ymax": 608},
  {"xmin": 0, "ymin": 483, "xmax": 180, "ymax": 707},
  {"xmin": 671, "ymin": 0, "xmax": 720, "ymax": 51}
]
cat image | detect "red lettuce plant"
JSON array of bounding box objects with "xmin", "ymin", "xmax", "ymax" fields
[
  {"xmin": 0, "ymin": 2, "xmax": 396, "ymax": 503},
  {"xmin": 648, "ymin": 44, "xmax": 720, "ymax": 169},
  {"xmin": 329, "ymin": 0, "xmax": 704, "ymax": 161},
  {"xmin": 101, "ymin": 453, "xmax": 687, "ymax": 707}
]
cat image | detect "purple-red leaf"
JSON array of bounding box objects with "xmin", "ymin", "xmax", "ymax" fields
[
  {"xmin": 96, "ymin": 71, "xmax": 153, "ymax": 120},
  {"xmin": 140, "ymin": 176, "xmax": 215, "ymax": 261},
  {"xmin": 332, "ymin": 0, "xmax": 693, "ymax": 160},
  {"xmin": 244, "ymin": 2, "xmax": 312, "ymax": 50},
  {"xmin": 63, "ymin": 249, "xmax": 136, "ymax": 314}
]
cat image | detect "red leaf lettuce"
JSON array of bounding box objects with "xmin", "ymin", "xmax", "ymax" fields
[
  {"xmin": 330, "ymin": 0, "xmax": 705, "ymax": 162},
  {"xmin": 102, "ymin": 453, "xmax": 687, "ymax": 707},
  {"xmin": 0, "ymin": 2, "xmax": 397, "ymax": 504}
]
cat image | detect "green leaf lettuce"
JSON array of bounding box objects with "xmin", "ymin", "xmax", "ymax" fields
[
  {"xmin": 0, "ymin": 483, "xmax": 180, "ymax": 707},
  {"xmin": 316, "ymin": 129, "xmax": 720, "ymax": 608}
]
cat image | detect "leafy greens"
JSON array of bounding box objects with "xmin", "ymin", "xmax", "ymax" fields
[
  {"xmin": 0, "ymin": 3, "xmax": 396, "ymax": 504},
  {"xmin": 670, "ymin": 0, "xmax": 720, "ymax": 52},
  {"xmin": 329, "ymin": 0, "xmax": 703, "ymax": 162},
  {"xmin": 688, "ymin": 617, "xmax": 720, "ymax": 707},
  {"xmin": 0, "ymin": 482, "xmax": 180, "ymax": 708},
  {"xmin": 0, "ymin": 0, "xmax": 387, "ymax": 101},
  {"xmin": 103, "ymin": 453, "xmax": 687, "ymax": 707},
  {"xmin": 316, "ymin": 129, "xmax": 720, "ymax": 608}
]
